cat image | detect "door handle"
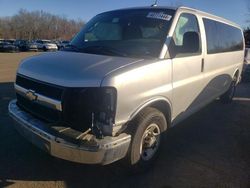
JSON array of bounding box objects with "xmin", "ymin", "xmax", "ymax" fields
[{"xmin": 201, "ymin": 58, "xmax": 205, "ymax": 72}]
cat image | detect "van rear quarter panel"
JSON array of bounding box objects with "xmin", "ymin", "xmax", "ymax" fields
[
  {"xmin": 190, "ymin": 11, "xmax": 244, "ymax": 106},
  {"xmin": 202, "ymin": 51, "xmax": 244, "ymax": 102},
  {"xmin": 204, "ymin": 51, "xmax": 243, "ymax": 82},
  {"xmin": 101, "ymin": 59, "xmax": 172, "ymax": 126},
  {"xmin": 200, "ymin": 13, "xmax": 244, "ymax": 99}
]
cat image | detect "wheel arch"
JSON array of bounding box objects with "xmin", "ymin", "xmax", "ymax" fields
[
  {"xmin": 129, "ymin": 97, "xmax": 172, "ymax": 130},
  {"xmin": 233, "ymin": 68, "xmax": 240, "ymax": 83}
]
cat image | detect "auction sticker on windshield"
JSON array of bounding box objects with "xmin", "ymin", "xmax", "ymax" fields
[{"xmin": 147, "ymin": 12, "xmax": 172, "ymax": 21}]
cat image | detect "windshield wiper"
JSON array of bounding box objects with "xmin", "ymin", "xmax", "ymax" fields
[{"xmin": 81, "ymin": 46, "xmax": 128, "ymax": 57}]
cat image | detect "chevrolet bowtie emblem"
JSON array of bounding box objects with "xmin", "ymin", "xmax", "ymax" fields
[{"xmin": 25, "ymin": 90, "xmax": 37, "ymax": 101}]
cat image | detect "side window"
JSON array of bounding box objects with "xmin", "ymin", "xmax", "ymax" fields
[
  {"xmin": 169, "ymin": 13, "xmax": 201, "ymax": 57},
  {"xmin": 203, "ymin": 18, "xmax": 243, "ymax": 54}
]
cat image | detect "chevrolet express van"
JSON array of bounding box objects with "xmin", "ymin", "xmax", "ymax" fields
[{"xmin": 9, "ymin": 6, "xmax": 244, "ymax": 168}]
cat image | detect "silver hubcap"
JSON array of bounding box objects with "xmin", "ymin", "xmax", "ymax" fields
[{"xmin": 140, "ymin": 123, "xmax": 161, "ymax": 161}]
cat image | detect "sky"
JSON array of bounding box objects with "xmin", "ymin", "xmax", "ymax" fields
[{"xmin": 0, "ymin": 0, "xmax": 249, "ymax": 28}]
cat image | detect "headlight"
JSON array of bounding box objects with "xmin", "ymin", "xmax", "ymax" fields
[{"xmin": 62, "ymin": 87, "xmax": 117, "ymax": 137}]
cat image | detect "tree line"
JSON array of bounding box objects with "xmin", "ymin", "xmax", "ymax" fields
[
  {"xmin": 245, "ymin": 28, "xmax": 250, "ymax": 45},
  {"xmin": 246, "ymin": 3, "xmax": 250, "ymax": 45},
  {"xmin": 0, "ymin": 8, "xmax": 249, "ymax": 44},
  {"xmin": 0, "ymin": 9, "xmax": 85, "ymax": 41}
]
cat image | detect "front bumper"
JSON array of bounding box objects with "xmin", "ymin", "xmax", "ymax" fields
[{"xmin": 8, "ymin": 100, "xmax": 131, "ymax": 165}]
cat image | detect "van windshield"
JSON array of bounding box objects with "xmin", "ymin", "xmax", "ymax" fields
[{"xmin": 67, "ymin": 9, "xmax": 175, "ymax": 58}]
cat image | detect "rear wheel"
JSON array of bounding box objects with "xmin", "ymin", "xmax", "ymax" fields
[
  {"xmin": 220, "ymin": 76, "xmax": 237, "ymax": 104},
  {"xmin": 125, "ymin": 107, "xmax": 167, "ymax": 170}
]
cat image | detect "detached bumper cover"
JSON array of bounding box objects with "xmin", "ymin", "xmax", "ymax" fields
[{"xmin": 8, "ymin": 100, "xmax": 131, "ymax": 165}]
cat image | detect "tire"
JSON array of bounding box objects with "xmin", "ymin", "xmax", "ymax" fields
[
  {"xmin": 43, "ymin": 46, "xmax": 47, "ymax": 51},
  {"xmin": 220, "ymin": 76, "xmax": 237, "ymax": 104},
  {"xmin": 125, "ymin": 107, "xmax": 167, "ymax": 170}
]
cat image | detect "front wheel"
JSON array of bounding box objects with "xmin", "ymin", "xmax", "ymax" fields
[
  {"xmin": 220, "ymin": 77, "xmax": 237, "ymax": 104},
  {"xmin": 125, "ymin": 107, "xmax": 167, "ymax": 170}
]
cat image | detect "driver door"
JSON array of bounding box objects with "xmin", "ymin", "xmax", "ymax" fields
[{"xmin": 170, "ymin": 13, "xmax": 205, "ymax": 121}]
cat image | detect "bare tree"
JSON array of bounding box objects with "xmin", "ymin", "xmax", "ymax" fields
[
  {"xmin": 0, "ymin": 9, "xmax": 85, "ymax": 40},
  {"xmin": 244, "ymin": 0, "xmax": 250, "ymax": 45}
]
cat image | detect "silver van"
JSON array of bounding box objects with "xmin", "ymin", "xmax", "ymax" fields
[{"xmin": 9, "ymin": 6, "xmax": 244, "ymax": 168}]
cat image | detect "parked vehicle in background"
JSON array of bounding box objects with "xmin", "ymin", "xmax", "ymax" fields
[
  {"xmin": 0, "ymin": 39, "xmax": 4, "ymax": 49},
  {"xmin": 52, "ymin": 40, "xmax": 60, "ymax": 49},
  {"xmin": 35, "ymin": 39, "xmax": 58, "ymax": 51},
  {"xmin": 245, "ymin": 48, "xmax": 250, "ymax": 64},
  {"xmin": 27, "ymin": 42, "xmax": 38, "ymax": 52},
  {"xmin": 9, "ymin": 6, "xmax": 244, "ymax": 168},
  {"xmin": 14, "ymin": 40, "xmax": 38, "ymax": 52},
  {"xmin": 4, "ymin": 39, "xmax": 16, "ymax": 45},
  {"xmin": 242, "ymin": 48, "xmax": 250, "ymax": 82},
  {"xmin": 58, "ymin": 40, "xmax": 70, "ymax": 50},
  {"xmin": 0, "ymin": 41, "xmax": 3, "ymax": 51},
  {"xmin": 0, "ymin": 39, "xmax": 18, "ymax": 52}
]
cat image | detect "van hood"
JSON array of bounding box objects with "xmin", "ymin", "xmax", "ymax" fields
[{"xmin": 17, "ymin": 51, "xmax": 144, "ymax": 87}]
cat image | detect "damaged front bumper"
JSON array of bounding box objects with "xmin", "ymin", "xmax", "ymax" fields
[{"xmin": 8, "ymin": 100, "xmax": 131, "ymax": 165}]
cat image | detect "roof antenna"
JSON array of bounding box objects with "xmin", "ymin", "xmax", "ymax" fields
[{"xmin": 151, "ymin": 0, "xmax": 158, "ymax": 7}]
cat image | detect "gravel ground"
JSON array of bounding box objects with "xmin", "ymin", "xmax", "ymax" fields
[{"xmin": 0, "ymin": 52, "xmax": 249, "ymax": 188}]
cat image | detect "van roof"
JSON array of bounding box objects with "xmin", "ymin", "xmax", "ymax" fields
[
  {"xmin": 109, "ymin": 6, "xmax": 241, "ymax": 29},
  {"xmin": 178, "ymin": 6, "xmax": 241, "ymax": 28}
]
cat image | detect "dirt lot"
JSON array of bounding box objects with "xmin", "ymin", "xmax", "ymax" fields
[{"xmin": 0, "ymin": 52, "xmax": 250, "ymax": 188}]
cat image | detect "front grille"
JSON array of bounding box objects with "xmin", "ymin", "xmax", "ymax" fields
[
  {"xmin": 16, "ymin": 75, "xmax": 64, "ymax": 100},
  {"xmin": 15, "ymin": 75, "xmax": 111, "ymax": 133},
  {"xmin": 16, "ymin": 93, "xmax": 61, "ymax": 123},
  {"xmin": 15, "ymin": 76, "xmax": 93, "ymax": 132},
  {"xmin": 15, "ymin": 75, "xmax": 63, "ymax": 123}
]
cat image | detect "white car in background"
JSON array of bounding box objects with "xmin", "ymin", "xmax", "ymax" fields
[
  {"xmin": 35, "ymin": 40, "xmax": 58, "ymax": 51},
  {"xmin": 58, "ymin": 40, "xmax": 70, "ymax": 50},
  {"xmin": 245, "ymin": 48, "xmax": 250, "ymax": 63},
  {"xmin": 242, "ymin": 48, "xmax": 250, "ymax": 82}
]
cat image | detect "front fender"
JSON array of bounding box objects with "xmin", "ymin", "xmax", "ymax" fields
[{"xmin": 129, "ymin": 97, "xmax": 172, "ymax": 123}]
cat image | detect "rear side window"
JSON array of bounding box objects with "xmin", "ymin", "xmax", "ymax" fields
[{"xmin": 203, "ymin": 18, "xmax": 243, "ymax": 54}]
